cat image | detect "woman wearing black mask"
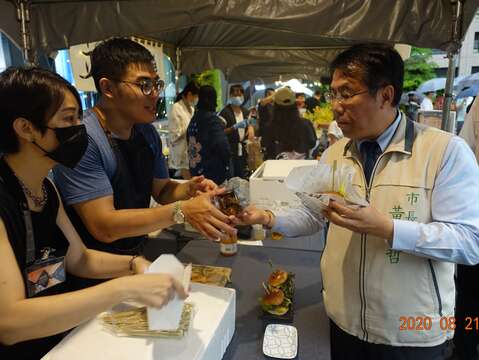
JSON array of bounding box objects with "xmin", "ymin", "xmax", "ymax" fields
[{"xmin": 0, "ymin": 67, "xmax": 187, "ymax": 359}]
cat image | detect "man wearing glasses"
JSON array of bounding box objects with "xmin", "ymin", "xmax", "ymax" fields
[
  {"xmin": 53, "ymin": 39, "xmax": 235, "ymax": 280},
  {"xmin": 238, "ymin": 44, "xmax": 479, "ymax": 359}
]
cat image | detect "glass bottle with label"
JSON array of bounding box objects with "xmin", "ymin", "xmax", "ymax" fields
[{"xmin": 214, "ymin": 190, "xmax": 242, "ymax": 256}]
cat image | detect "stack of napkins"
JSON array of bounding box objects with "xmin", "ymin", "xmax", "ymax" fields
[{"xmin": 146, "ymin": 254, "xmax": 192, "ymax": 331}]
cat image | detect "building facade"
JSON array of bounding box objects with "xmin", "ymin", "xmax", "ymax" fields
[{"xmin": 432, "ymin": 11, "xmax": 479, "ymax": 76}]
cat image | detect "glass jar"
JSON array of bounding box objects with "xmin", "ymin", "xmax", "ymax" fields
[
  {"xmin": 214, "ymin": 190, "xmax": 242, "ymax": 256},
  {"xmin": 220, "ymin": 232, "xmax": 238, "ymax": 256},
  {"xmin": 252, "ymin": 224, "xmax": 265, "ymax": 241}
]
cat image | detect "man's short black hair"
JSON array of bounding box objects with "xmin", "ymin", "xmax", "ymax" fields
[
  {"xmin": 330, "ymin": 43, "xmax": 404, "ymax": 106},
  {"xmin": 295, "ymin": 92, "xmax": 305, "ymax": 98},
  {"xmin": 0, "ymin": 67, "xmax": 82, "ymax": 154},
  {"xmin": 229, "ymin": 84, "xmax": 244, "ymax": 95},
  {"xmin": 314, "ymin": 89, "xmax": 321, "ymax": 96},
  {"xmin": 89, "ymin": 38, "xmax": 154, "ymax": 93}
]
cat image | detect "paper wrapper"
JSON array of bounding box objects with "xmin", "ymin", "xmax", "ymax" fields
[
  {"xmin": 189, "ymin": 264, "xmax": 232, "ymax": 287},
  {"xmin": 221, "ymin": 177, "xmax": 250, "ymax": 208},
  {"xmin": 101, "ymin": 303, "xmax": 194, "ymax": 338},
  {"xmin": 285, "ymin": 163, "xmax": 368, "ymax": 215}
]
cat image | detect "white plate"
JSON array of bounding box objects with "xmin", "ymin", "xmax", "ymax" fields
[{"xmin": 262, "ymin": 324, "xmax": 298, "ymax": 359}]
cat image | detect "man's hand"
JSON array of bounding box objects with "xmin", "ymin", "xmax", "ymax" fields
[
  {"xmin": 322, "ymin": 200, "xmax": 394, "ymax": 240},
  {"xmin": 232, "ymin": 205, "xmax": 271, "ymax": 226},
  {"xmin": 181, "ymin": 191, "xmax": 236, "ymax": 241},
  {"xmin": 186, "ymin": 176, "xmax": 218, "ymax": 197}
]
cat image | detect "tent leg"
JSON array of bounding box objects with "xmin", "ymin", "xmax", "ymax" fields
[
  {"xmin": 175, "ymin": 47, "xmax": 182, "ymax": 95},
  {"xmin": 442, "ymin": 53, "xmax": 457, "ymax": 133},
  {"xmin": 14, "ymin": 0, "xmax": 34, "ymax": 64},
  {"xmin": 441, "ymin": 0, "xmax": 464, "ymax": 133}
]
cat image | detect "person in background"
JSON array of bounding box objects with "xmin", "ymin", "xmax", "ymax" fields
[
  {"xmin": 257, "ymin": 88, "xmax": 276, "ymax": 159},
  {"xmin": 456, "ymin": 96, "xmax": 479, "ymax": 360},
  {"xmin": 272, "ymin": 87, "xmax": 317, "ymax": 159},
  {"xmin": 420, "ymin": 91, "xmax": 435, "ymax": 111},
  {"xmin": 405, "ymin": 92, "xmax": 420, "ymax": 122},
  {"xmin": 237, "ymin": 44, "xmax": 479, "ymax": 360},
  {"xmin": 306, "ymin": 88, "xmax": 322, "ymax": 112},
  {"xmin": 0, "ymin": 67, "xmax": 186, "ymax": 359},
  {"xmin": 187, "ymin": 86, "xmax": 231, "ymax": 185},
  {"xmin": 53, "ymin": 38, "xmax": 235, "ymax": 267},
  {"xmin": 434, "ymin": 92, "xmax": 444, "ymax": 110},
  {"xmin": 168, "ymin": 81, "xmax": 199, "ymax": 179},
  {"xmin": 295, "ymin": 92, "xmax": 307, "ymax": 117},
  {"xmin": 220, "ymin": 84, "xmax": 254, "ymax": 178},
  {"xmin": 327, "ymin": 120, "xmax": 344, "ymax": 146}
]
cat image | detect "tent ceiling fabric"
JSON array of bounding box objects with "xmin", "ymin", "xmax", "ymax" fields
[
  {"xmin": 181, "ymin": 47, "xmax": 340, "ymax": 81},
  {"xmin": 7, "ymin": 0, "xmax": 477, "ymax": 51},
  {"xmin": 1, "ymin": 0, "xmax": 478, "ymax": 80}
]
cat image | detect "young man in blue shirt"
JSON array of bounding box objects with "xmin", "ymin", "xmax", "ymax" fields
[{"xmin": 54, "ymin": 39, "xmax": 235, "ymax": 260}]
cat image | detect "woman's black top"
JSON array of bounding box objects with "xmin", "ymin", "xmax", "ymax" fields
[{"xmin": 0, "ymin": 158, "xmax": 70, "ymax": 360}]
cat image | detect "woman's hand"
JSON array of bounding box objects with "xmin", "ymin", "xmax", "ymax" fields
[
  {"xmin": 131, "ymin": 256, "xmax": 151, "ymax": 275},
  {"xmin": 116, "ymin": 273, "xmax": 188, "ymax": 309}
]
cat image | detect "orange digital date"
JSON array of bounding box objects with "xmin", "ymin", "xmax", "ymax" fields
[{"xmin": 399, "ymin": 316, "xmax": 479, "ymax": 331}]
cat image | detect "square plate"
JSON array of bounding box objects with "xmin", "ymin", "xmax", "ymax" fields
[{"xmin": 262, "ymin": 324, "xmax": 298, "ymax": 359}]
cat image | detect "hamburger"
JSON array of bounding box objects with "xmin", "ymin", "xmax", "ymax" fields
[
  {"xmin": 268, "ymin": 269, "xmax": 294, "ymax": 299},
  {"xmin": 260, "ymin": 268, "xmax": 295, "ymax": 316},
  {"xmin": 261, "ymin": 288, "xmax": 291, "ymax": 316},
  {"xmin": 268, "ymin": 269, "xmax": 288, "ymax": 287}
]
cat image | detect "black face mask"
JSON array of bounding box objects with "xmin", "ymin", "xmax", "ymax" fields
[{"xmin": 33, "ymin": 125, "xmax": 88, "ymax": 169}]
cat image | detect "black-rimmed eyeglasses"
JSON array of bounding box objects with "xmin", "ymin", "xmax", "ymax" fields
[
  {"xmin": 116, "ymin": 78, "xmax": 165, "ymax": 96},
  {"xmin": 324, "ymin": 89, "xmax": 369, "ymax": 104}
]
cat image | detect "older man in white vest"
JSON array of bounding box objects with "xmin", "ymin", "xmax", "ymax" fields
[{"xmin": 238, "ymin": 44, "xmax": 479, "ymax": 360}]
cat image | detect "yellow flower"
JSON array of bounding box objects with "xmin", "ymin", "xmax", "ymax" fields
[{"xmin": 304, "ymin": 103, "xmax": 334, "ymax": 126}]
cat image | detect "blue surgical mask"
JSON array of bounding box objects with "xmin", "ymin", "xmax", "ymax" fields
[{"xmin": 229, "ymin": 96, "xmax": 244, "ymax": 106}]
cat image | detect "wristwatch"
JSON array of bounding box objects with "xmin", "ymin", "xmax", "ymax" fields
[{"xmin": 173, "ymin": 201, "xmax": 185, "ymax": 224}]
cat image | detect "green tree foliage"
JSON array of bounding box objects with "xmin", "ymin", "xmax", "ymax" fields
[{"xmin": 403, "ymin": 48, "xmax": 438, "ymax": 92}]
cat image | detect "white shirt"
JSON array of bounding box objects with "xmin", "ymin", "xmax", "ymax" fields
[
  {"xmin": 274, "ymin": 112, "xmax": 479, "ymax": 265},
  {"xmin": 420, "ymin": 97, "xmax": 434, "ymax": 111},
  {"xmin": 234, "ymin": 110, "xmax": 244, "ymax": 156},
  {"xmin": 327, "ymin": 120, "xmax": 344, "ymax": 140},
  {"xmin": 168, "ymin": 99, "xmax": 194, "ymax": 169}
]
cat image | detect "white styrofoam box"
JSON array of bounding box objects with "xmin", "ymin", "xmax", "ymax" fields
[
  {"xmin": 249, "ymin": 160, "xmax": 318, "ymax": 207},
  {"xmin": 42, "ymin": 283, "xmax": 236, "ymax": 360}
]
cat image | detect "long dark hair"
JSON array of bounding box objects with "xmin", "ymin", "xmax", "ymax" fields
[
  {"xmin": 197, "ymin": 85, "xmax": 217, "ymax": 112},
  {"xmin": 175, "ymin": 81, "xmax": 199, "ymax": 103},
  {"xmin": 272, "ymin": 104, "xmax": 303, "ymax": 153}
]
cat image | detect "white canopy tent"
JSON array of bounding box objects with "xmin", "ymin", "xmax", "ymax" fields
[{"xmin": 1, "ymin": 0, "xmax": 478, "ymax": 130}]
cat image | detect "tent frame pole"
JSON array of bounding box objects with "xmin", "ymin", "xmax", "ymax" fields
[
  {"xmin": 441, "ymin": 0, "xmax": 463, "ymax": 133},
  {"xmin": 14, "ymin": 0, "xmax": 34, "ymax": 64},
  {"xmin": 175, "ymin": 47, "xmax": 181, "ymax": 95}
]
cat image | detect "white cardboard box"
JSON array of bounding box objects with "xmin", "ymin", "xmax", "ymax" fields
[
  {"xmin": 42, "ymin": 283, "xmax": 236, "ymax": 360},
  {"xmin": 249, "ymin": 160, "xmax": 318, "ymax": 207}
]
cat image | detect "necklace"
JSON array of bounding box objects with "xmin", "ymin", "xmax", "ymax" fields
[{"xmin": 17, "ymin": 177, "xmax": 48, "ymax": 208}]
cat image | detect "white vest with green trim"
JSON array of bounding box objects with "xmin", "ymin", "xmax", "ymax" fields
[{"xmin": 321, "ymin": 114, "xmax": 455, "ymax": 346}]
